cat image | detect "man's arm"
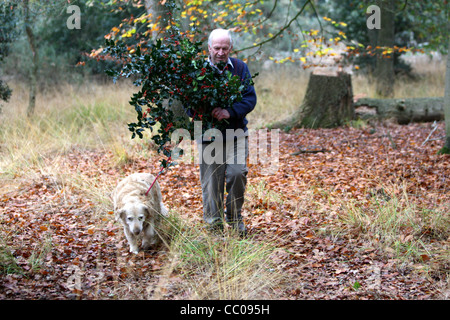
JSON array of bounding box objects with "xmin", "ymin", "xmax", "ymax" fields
[{"xmin": 224, "ymin": 62, "xmax": 257, "ymax": 120}]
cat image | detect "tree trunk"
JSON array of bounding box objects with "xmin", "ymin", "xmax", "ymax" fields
[
  {"xmin": 145, "ymin": 0, "xmax": 170, "ymax": 36},
  {"xmin": 374, "ymin": 0, "xmax": 395, "ymax": 97},
  {"xmin": 270, "ymin": 72, "xmax": 354, "ymax": 130},
  {"xmin": 355, "ymin": 97, "xmax": 444, "ymax": 124},
  {"xmin": 439, "ymin": 40, "xmax": 450, "ymax": 154},
  {"xmin": 366, "ymin": 9, "xmax": 378, "ymax": 78},
  {"xmin": 24, "ymin": 0, "xmax": 37, "ymax": 117}
]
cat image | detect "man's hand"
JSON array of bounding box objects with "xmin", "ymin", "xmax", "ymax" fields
[{"xmin": 212, "ymin": 107, "xmax": 230, "ymax": 121}]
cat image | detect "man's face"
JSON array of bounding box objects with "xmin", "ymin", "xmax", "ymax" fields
[{"xmin": 208, "ymin": 35, "xmax": 232, "ymax": 65}]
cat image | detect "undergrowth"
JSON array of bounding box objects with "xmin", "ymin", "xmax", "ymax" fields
[
  {"xmin": 156, "ymin": 212, "xmax": 285, "ymax": 299},
  {"xmin": 338, "ymin": 183, "xmax": 449, "ymax": 268}
]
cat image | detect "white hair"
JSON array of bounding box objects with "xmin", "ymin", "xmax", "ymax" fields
[{"xmin": 208, "ymin": 28, "xmax": 233, "ymax": 48}]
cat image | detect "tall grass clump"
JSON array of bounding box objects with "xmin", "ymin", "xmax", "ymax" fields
[
  {"xmin": 0, "ymin": 223, "xmax": 52, "ymax": 276},
  {"xmin": 338, "ymin": 183, "xmax": 449, "ymax": 264},
  {"xmin": 0, "ymin": 245, "xmax": 22, "ymax": 275},
  {"xmin": 157, "ymin": 212, "xmax": 285, "ymax": 300}
]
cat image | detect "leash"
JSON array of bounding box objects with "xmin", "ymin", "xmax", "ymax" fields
[
  {"xmin": 145, "ymin": 167, "xmax": 164, "ymax": 196},
  {"xmin": 145, "ymin": 137, "xmax": 183, "ymax": 196}
]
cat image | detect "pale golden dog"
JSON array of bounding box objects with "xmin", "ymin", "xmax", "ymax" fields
[{"xmin": 113, "ymin": 173, "xmax": 168, "ymax": 254}]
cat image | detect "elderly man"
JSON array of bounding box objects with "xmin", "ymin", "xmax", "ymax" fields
[{"xmin": 197, "ymin": 28, "xmax": 257, "ymax": 236}]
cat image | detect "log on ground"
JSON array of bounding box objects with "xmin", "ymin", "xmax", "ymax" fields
[{"xmin": 354, "ymin": 97, "xmax": 444, "ymax": 124}]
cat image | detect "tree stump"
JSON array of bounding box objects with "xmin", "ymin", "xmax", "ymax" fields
[{"xmin": 271, "ymin": 72, "xmax": 354, "ymax": 129}]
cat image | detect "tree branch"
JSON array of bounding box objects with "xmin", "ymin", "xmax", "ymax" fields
[{"xmin": 234, "ymin": 0, "xmax": 315, "ymax": 53}]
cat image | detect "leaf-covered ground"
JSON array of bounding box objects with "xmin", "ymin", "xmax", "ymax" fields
[{"xmin": 0, "ymin": 122, "xmax": 449, "ymax": 299}]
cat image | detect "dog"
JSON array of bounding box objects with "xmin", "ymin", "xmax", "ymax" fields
[{"xmin": 113, "ymin": 173, "xmax": 168, "ymax": 254}]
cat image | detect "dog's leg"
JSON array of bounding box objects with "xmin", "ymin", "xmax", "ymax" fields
[
  {"xmin": 161, "ymin": 202, "xmax": 169, "ymax": 216},
  {"xmin": 142, "ymin": 222, "xmax": 157, "ymax": 250},
  {"xmin": 124, "ymin": 226, "xmax": 139, "ymax": 254}
]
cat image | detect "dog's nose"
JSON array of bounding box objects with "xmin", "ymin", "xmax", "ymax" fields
[{"xmin": 132, "ymin": 229, "xmax": 141, "ymax": 235}]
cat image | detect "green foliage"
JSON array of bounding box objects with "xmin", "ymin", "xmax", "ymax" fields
[
  {"xmin": 324, "ymin": 0, "xmax": 448, "ymax": 74},
  {"xmin": 38, "ymin": 0, "xmax": 141, "ymax": 74},
  {"xmin": 0, "ymin": 79, "xmax": 12, "ymax": 105},
  {"xmin": 437, "ymin": 146, "xmax": 450, "ymax": 155},
  {"xmin": 3, "ymin": 0, "xmax": 140, "ymax": 85},
  {"xmin": 352, "ymin": 281, "xmax": 361, "ymax": 290},
  {"xmin": 0, "ymin": 1, "xmax": 17, "ymax": 63},
  {"xmin": 104, "ymin": 1, "xmax": 257, "ymax": 169},
  {"xmin": 324, "ymin": 0, "xmax": 407, "ymax": 73},
  {"xmin": 0, "ymin": 245, "xmax": 22, "ymax": 275},
  {"xmin": 0, "ymin": 1, "xmax": 17, "ymax": 103},
  {"xmin": 403, "ymin": 0, "xmax": 449, "ymax": 53}
]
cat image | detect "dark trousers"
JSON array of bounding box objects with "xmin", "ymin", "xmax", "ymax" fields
[{"xmin": 199, "ymin": 135, "xmax": 248, "ymax": 226}]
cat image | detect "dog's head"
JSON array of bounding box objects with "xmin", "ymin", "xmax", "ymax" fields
[{"xmin": 117, "ymin": 202, "xmax": 149, "ymax": 235}]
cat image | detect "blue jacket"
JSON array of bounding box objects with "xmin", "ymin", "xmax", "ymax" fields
[
  {"xmin": 224, "ymin": 57, "xmax": 257, "ymax": 132},
  {"xmin": 186, "ymin": 57, "xmax": 257, "ymax": 133}
]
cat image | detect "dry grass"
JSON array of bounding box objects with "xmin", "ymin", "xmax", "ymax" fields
[
  {"xmin": 250, "ymin": 66, "xmax": 307, "ymax": 128},
  {"xmin": 156, "ymin": 212, "xmax": 284, "ymax": 299},
  {"xmin": 353, "ymin": 56, "xmax": 446, "ymax": 99},
  {"xmin": 338, "ymin": 182, "xmax": 449, "ymax": 263},
  {"xmin": 0, "ymin": 81, "xmax": 139, "ymax": 179}
]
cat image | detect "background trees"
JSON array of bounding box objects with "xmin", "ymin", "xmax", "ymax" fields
[
  {"xmin": 325, "ymin": 0, "xmax": 448, "ymax": 96},
  {"xmin": 0, "ymin": 1, "xmax": 17, "ymax": 106},
  {"xmin": 0, "ymin": 0, "xmax": 141, "ymax": 115},
  {"xmin": 3, "ymin": 0, "xmax": 447, "ymax": 84},
  {"xmin": 0, "ymin": 0, "xmax": 448, "ymax": 130}
]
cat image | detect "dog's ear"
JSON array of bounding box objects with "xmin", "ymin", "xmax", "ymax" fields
[
  {"xmin": 116, "ymin": 208, "xmax": 126, "ymax": 221},
  {"xmin": 142, "ymin": 205, "xmax": 151, "ymax": 218}
]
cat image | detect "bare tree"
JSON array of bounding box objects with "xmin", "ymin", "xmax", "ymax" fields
[
  {"xmin": 439, "ymin": 40, "xmax": 450, "ymax": 154},
  {"xmin": 23, "ymin": 0, "xmax": 38, "ymax": 117}
]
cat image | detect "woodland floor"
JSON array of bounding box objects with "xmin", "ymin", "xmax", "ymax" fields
[{"xmin": 0, "ymin": 121, "xmax": 449, "ymax": 300}]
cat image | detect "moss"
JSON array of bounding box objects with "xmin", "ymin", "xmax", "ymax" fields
[
  {"xmin": 437, "ymin": 137, "xmax": 450, "ymax": 155},
  {"xmin": 437, "ymin": 146, "xmax": 450, "ymax": 155}
]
